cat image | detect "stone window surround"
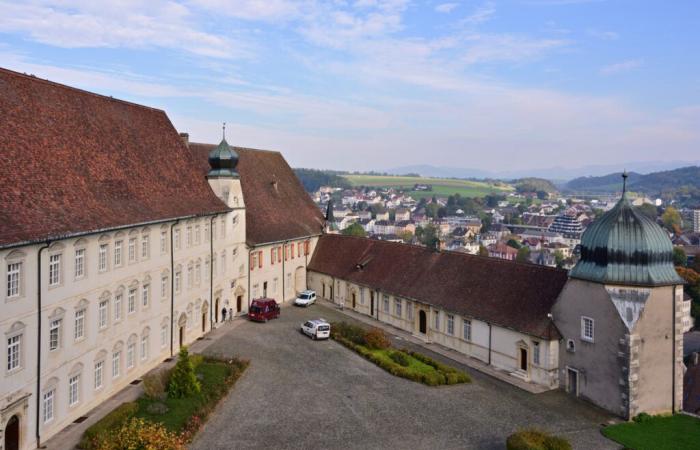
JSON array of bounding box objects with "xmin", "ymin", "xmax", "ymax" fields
[
  {"xmin": 5, "ymin": 249, "xmax": 26, "ymax": 301},
  {"xmin": 5, "ymin": 321, "xmax": 25, "ymax": 375}
]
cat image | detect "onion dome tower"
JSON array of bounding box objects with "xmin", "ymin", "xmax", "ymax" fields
[
  {"xmin": 570, "ymin": 173, "xmax": 682, "ymax": 286},
  {"xmin": 207, "ymin": 123, "xmax": 239, "ymax": 178}
]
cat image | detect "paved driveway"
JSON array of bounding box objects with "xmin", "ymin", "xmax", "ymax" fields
[{"xmin": 191, "ymin": 303, "xmax": 619, "ymax": 450}]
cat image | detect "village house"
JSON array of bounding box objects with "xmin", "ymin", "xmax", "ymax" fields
[{"xmin": 487, "ymin": 242, "xmax": 519, "ymax": 261}]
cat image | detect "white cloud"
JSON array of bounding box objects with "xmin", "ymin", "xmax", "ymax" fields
[
  {"xmin": 600, "ymin": 59, "xmax": 643, "ymax": 75},
  {"xmin": 587, "ymin": 29, "xmax": 619, "ymax": 40},
  {"xmin": 461, "ymin": 2, "xmax": 496, "ymax": 25},
  {"xmin": 462, "ymin": 34, "xmax": 568, "ymax": 64},
  {"xmin": 435, "ymin": 3, "xmax": 459, "ymax": 13}
]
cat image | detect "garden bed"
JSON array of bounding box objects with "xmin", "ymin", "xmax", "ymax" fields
[
  {"xmin": 79, "ymin": 348, "xmax": 248, "ymax": 449},
  {"xmin": 602, "ymin": 413, "xmax": 700, "ymax": 450},
  {"xmin": 331, "ymin": 321, "xmax": 470, "ymax": 386}
]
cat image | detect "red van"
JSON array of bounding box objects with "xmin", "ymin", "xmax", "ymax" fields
[{"xmin": 248, "ymin": 298, "xmax": 281, "ymax": 322}]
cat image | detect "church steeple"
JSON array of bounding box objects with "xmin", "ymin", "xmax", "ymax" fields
[{"xmin": 207, "ymin": 122, "xmax": 239, "ymax": 178}]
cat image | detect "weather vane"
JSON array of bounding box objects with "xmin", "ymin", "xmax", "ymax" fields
[
  {"xmin": 622, "ymin": 169, "xmax": 628, "ymax": 194},
  {"xmin": 222, "ymin": 121, "xmax": 226, "ymax": 140}
]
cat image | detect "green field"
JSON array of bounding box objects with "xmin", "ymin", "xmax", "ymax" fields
[
  {"xmin": 602, "ymin": 414, "xmax": 700, "ymax": 450},
  {"xmin": 343, "ymin": 174, "xmax": 513, "ymax": 199}
]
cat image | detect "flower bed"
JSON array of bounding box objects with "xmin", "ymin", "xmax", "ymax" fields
[
  {"xmin": 79, "ymin": 349, "xmax": 248, "ymax": 449},
  {"xmin": 331, "ymin": 321, "xmax": 470, "ymax": 386}
]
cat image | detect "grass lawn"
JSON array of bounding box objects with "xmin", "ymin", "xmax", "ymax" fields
[
  {"xmin": 602, "ymin": 414, "xmax": 700, "ymax": 450},
  {"xmin": 368, "ymin": 348, "xmax": 437, "ymax": 375},
  {"xmin": 135, "ymin": 361, "xmax": 230, "ymax": 432},
  {"xmin": 343, "ymin": 174, "xmax": 512, "ymax": 199}
]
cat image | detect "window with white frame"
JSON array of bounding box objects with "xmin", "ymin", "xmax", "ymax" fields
[
  {"xmin": 74, "ymin": 249, "xmax": 85, "ymax": 279},
  {"xmin": 175, "ymin": 270, "xmax": 181, "ymax": 293},
  {"xmin": 273, "ymin": 277, "xmax": 278, "ymax": 294},
  {"xmin": 114, "ymin": 241, "xmax": 122, "ymax": 267},
  {"xmin": 581, "ymin": 316, "xmax": 594, "ymax": 342},
  {"xmin": 204, "ymin": 223, "xmax": 210, "ymax": 242},
  {"xmin": 7, "ymin": 334, "xmax": 21, "ymax": 371},
  {"xmin": 533, "ymin": 341, "xmax": 541, "ymax": 365},
  {"xmin": 174, "ymin": 229, "xmax": 181, "ymax": 250},
  {"xmin": 112, "ymin": 351, "xmax": 121, "ymax": 378},
  {"xmin": 186, "ymin": 226, "xmax": 192, "ymax": 247},
  {"xmin": 204, "ymin": 260, "xmax": 210, "ymax": 281},
  {"xmin": 383, "ymin": 295, "xmax": 389, "ymax": 313},
  {"xmin": 43, "ymin": 389, "xmax": 55, "ymax": 423},
  {"xmin": 68, "ymin": 374, "xmax": 80, "ymax": 406},
  {"xmin": 98, "ymin": 244, "xmax": 108, "ymax": 272},
  {"xmin": 360, "ymin": 288, "xmax": 365, "ymax": 305},
  {"xmin": 49, "ymin": 319, "xmax": 61, "ymax": 351},
  {"xmin": 74, "ymin": 309, "xmax": 85, "ymax": 340},
  {"xmin": 447, "ymin": 314, "xmax": 455, "ymax": 335},
  {"xmin": 187, "ymin": 265, "xmax": 193, "ymax": 289},
  {"xmin": 434, "ymin": 311, "xmax": 440, "ymax": 330},
  {"xmin": 212, "ymin": 222, "xmax": 217, "ymax": 240},
  {"xmin": 114, "ymin": 293, "xmax": 123, "ymax": 321},
  {"xmin": 127, "ymin": 343, "xmax": 135, "ymax": 369},
  {"xmin": 160, "ymin": 230, "xmax": 167, "ymax": 254},
  {"xmin": 128, "ymin": 288, "xmax": 136, "ymax": 314},
  {"xmin": 7, "ymin": 262, "xmax": 21, "ymax": 298},
  {"xmin": 49, "ymin": 254, "xmax": 61, "ymax": 286},
  {"xmin": 195, "ymin": 225, "xmax": 201, "ymax": 245},
  {"xmin": 195, "ymin": 262, "xmax": 201, "ymax": 285},
  {"xmin": 394, "ymin": 299, "xmax": 402, "ymax": 317},
  {"xmin": 128, "ymin": 238, "xmax": 136, "ymax": 263},
  {"xmin": 141, "ymin": 335, "xmax": 148, "ymax": 360},
  {"xmin": 463, "ymin": 318, "xmax": 472, "ymax": 341},
  {"xmin": 406, "ymin": 301, "xmax": 413, "ymax": 320},
  {"xmin": 160, "ymin": 325, "xmax": 168, "ymax": 348},
  {"xmin": 142, "ymin": 284, "xmax": 149, "ymax": 308},
  {"xmin": 161, "ymin": 275, "xmax": 168, "ymax": 299},
  {"xmin": 141, "ymin": 235, "xmax": 149, "ymax": 259},
  {"xmin": 94, "ymin": 360, "xmax": 104, "ymax": 390},
  {"xmin": 220, "ymin": 219, "xmax": 226, "ymax": 238},
  {"xmin": 98, "ymin": 300, "xmax": 108, "ymax": 329}
]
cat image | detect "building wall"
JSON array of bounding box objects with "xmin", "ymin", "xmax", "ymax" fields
[{"xmin": 307, "ymin": 271, "xmax": 559, "ymax": 388}]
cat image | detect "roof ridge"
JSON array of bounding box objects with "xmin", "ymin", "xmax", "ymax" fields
[
  {"xmin": 189, "ymin": 141, "xmax": 282, "ymax": 155},
  {"xmin": 0, "ymin": 66, "xmax": 166, "ymax": 114}
]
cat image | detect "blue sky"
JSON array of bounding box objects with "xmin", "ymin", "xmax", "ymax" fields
[{"xmin": 1, "ymin": 0, "xmax": 698, "ymax": 172}]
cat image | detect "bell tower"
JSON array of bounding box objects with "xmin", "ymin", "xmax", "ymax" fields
[{"xmin": 206, "ymin": 123, "xmax": 244, "ymax": 210}]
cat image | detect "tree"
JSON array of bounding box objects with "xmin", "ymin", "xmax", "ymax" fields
[
  {"xmin": 480, "ymin": 215, "xmax": 492, "ymax": 234},
  {"xmin": 516, "ymin": 247, "xmax": 531, "ymax": 263},
  {"xmin": 673, "ymin": 246, "xmax": 687, "ymax": 267},
  {"xmin": 342, "ymin": 223, "xmax": 367, "ymax": 237},
  {"xmin": 419, "ymin": 224, "xmax": 439, "ymax": 249},
  {"xmin": 167, "ymin": 346, "xmax": 201, "ymax": 399},
  {"xmin": 506, "ymin": 239, "xmax": 521, "ymax": 249},
  {"xmin": 661, "ymin": 206, "xmax": 682, "ymax": 234},
  {"xmin": 425, "ymin": 203, "xmax": 440, "ymax": 219},
  {"xmin": 398, "ymin": 230, "xmax": 413, "ymax": 243}
]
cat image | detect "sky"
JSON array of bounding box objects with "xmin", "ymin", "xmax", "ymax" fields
[{"xmin": 1, "ymin": 0, "xmax": 699, "ymax": 173}]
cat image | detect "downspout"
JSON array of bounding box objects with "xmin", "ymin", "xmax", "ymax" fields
[
  {"xmin": 672, "ymin": 285, "xmax": 677, "ymax": 413},
  {"xmin": 209, "ymin": 215, "xmax": 215, "ymax": 331},
  {"xmin": 282, "ymin": 241, "xmax": 288, "ymax": 303},
  {"xmin": 488, "ymin": 323, "xmax": 492, "ymax": 365},
  {"xmin": 170, "ymin": 220, "xmax": 179, "ymax": 357},
  {"xmin": 36, "ymin": 241, "xmax": 51, "ymax": 447},
  {"xmin": 247, "ymin": 246, "xmax": 251, "ymax": 310}
]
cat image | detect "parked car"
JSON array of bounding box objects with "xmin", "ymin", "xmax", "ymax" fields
[
  {"xmin": 301, "ymin": 319, "xmax": 331, "ymax": 340},
  {"xmin": 294, "ymin": 290, "xmax": 317, "ymax": 307},
  {"xmin": 248, "ymin": 298, "xmax": 280, "ymax": 322}
]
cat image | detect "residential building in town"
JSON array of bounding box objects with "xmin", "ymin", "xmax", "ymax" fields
[{"xmin": 694, "ymin": 210, "xmax": 700, "ymax": 233}]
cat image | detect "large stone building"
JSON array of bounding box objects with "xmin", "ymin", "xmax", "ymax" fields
[{"xmin": 0, "ymin": 68, "xmax": 320, "ymax": 449}]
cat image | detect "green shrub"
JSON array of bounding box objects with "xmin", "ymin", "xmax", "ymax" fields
[
  {"xmin": 79, "ymin": 402, "xmax": 139, "ymax": 449},
  {"xmin": 190, "ymin": 353, "xmax": 204, "ymax": 369},
  {"xmin": 389, "ymin": 351, "xmax": 411, "ymax": 367},
  {"xmin": 143, "ymin": 369, "xmax": 170, "ymax": 400},
  {"xmin": 331, "ymin": 322, "xmax": 367, "ymax": 345},
  {"xmin": 94, "ymin": 417, "xmax": 185, "ymax": 450},
  {"xmin": 633, "ymin": 412, "xmax": 653, "ymax": 423},
  {"xmin": 364, "ymin": 328, "xmax": 391, "ymax": 350},
  {"xmin": 167, "ymin": 346, "xmax": 201, "ymax": 399},
  {"xmin": 506, "ymin": 428, "xmax": 572, "ymax": 450}
]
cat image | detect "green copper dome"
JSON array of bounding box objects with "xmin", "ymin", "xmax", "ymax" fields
[
  {"xmin": 570, "ymin": 181, "xmax": 682, "ymax": 287},
  {"xmin": 207, "ymin": 138, "xmax": 239, "ymax": 178}
]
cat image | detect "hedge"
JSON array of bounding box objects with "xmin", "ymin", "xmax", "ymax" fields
[
  {"xmin": 79, "ymin": 402, "xmax": 139, "ymax": 449},
  {"xmin": 506, "ymin": 428, "xmax": 572, "ymax": 450}
]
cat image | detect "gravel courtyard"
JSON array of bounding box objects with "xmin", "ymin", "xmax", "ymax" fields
[{"xmin": 190, "ymin": 303, "xmax": 619, "ymax": 450}]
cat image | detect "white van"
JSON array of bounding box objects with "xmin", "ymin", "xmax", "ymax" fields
[
  {"xmin": 301, "ymin": 319, "xmax": 331, "ymax": 340},
  {"xmin": 294, "ymin": 290, "xmax": 317, "ymax": 307}
]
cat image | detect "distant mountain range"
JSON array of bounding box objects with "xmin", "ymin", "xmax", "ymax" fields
[
  {"xmin": 564, "ymin": 166, "xmax": 700, "ymax": 196},
  {"xmin": 387, "ymin": 160, "xmax": 700, "ymax": 182}
]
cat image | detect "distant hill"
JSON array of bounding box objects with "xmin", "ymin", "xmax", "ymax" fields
[
  {"xmin": 513, "ymin": 178, "xmax": 558, "ymax": 194},
  {"xmin": 293, "ymin": 168, "xmax": 350, "ymax": 192}
]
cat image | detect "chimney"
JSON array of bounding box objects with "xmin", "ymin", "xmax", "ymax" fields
[{"xmin": 179, "ymin": 132, "xmax": 189, "ymax": 147}]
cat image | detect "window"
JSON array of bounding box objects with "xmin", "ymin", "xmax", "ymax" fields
[
  {"xmin": 204, "ymin": 260, "xmax": 210, "ymax": 281},
  {"xmin": 394, "ymin": 299, "xmax": 402, "ymax": 317},
  {"xmin": 112, "ymin": 351, "xmax": 121, "ymax": 378},
  {"xmin": 49, "ymin": 254, "xmax": 61, "ymax": 286},
  {"xmin": 142, "ymin": 284, "xmax": 149, "ymax": 308},
  {"xmin": 175, "ymin": 270, "xmax": 181, "ymax": 294},
  {"xmin": 212, "ymin": 222, "xmax": 217, "ymax": 240},
  {"xmin": 174, "ymin": 229, "xmax": 181, "ymax": 250},
  {"xmin": 567, "ymin": 339, "xmax": 575, "ymax": 352},
  {"xmin": 250, "ymin": 252, "xmax": 257, "ymax": 271},
  {"xmin": 195, "ymin": 225, "xmax": 201, "ymax": 245},
  {"xmin": 195, "ymin": 262, "xmax": 201, "ymax": 285},
  {"xmin": 463, "ymin": 319, "xmax": 472, "ymax": 341},
  {"xmin": 581, "ymin": 316, "xmax": 594, "ymax": 342},
  {"xmin": 98, "ymin": 300, "xmax": 108, "ymax": 329},
  {"xmin": 69, "ymin": 374, "xmax": 80, "ymax": 406},
  {"xmin": 186, "ymin": 226, "xmax": 192, "ymax": 247},
  {"xmin": 533, "ymin": 341, "xmax": 541, "ymax": 365},
  {"xmin": 140, "ymin": 335, "xmax": 148, "ymax": 360},
  {"xmin": 141, "ymin": 235, "xmax": 149, "ymax": 259},
  {"xmin": 161, "ymin": 275, "xmax": 168, "ymax": 299},
  {"xmin": 220, "ymin": 219, "xmax": 226, "ymax": 238},
  {"xmin": 7, "ymin": 262, "xmax": 21, "ymax": 297},
  {"xmin": 49, "ymin": 319, "xmax": 61, "ymax": 351},
  {"xmin": 204, "ymin": 223, "xmax": 210, "ymax": 242},
  {"xmin": 74, "ymin": 309, "xmax": 85, "ymax": 340},
  {"xmin": 360, "ymin": 288, "xmax": 365, "ymax": 305},
  {"xmin": 383, "ymin": 295, "xmax": 389, "ymax": 313},
  {"xmin": 94, "ymin": 360, "xmax": 104, "ymax": 390},
  {"xmin": 74, "ymin": 249, "xmax": 85, "ymax": 278},
  {"xmin": 43, "ymin": 389, "xmax": 55, "ymax": 423},
  {"xmin": 160, "ymin": 325, "xmax": 168, "ymax": 348},
  {"xmin": 7, "ymin": 334, "xmax": 21, "ymax": 371},
  {"xmin": 128, "ymin": 288, "xmax": 136, "ymax": 314},
  {"xmin": 113, "ymin": 241, "xmax": 122, "ymax": 267},
  {"xmin": 160, "ymin": 231, "xmax": 167, "ymax": 254},
  {"xmin": 128, "ymin": 238, "xmax": 137, "ymax": 263},
  {"xmin": 273, "ymin": 277, "xmax": 278, "ymax": 294},
  {"xmin": 114, "ymin": 293, "xmax": 123, "ymax": 321},
  {"xmin": 406, "ymin": 301, "xmax": 413, "ymax": 320},
  {"xmin": 98, "ymin": 244, "xmax": 108, "ymax": 272},
  {"xmin": 187, "ymin": 265, "xmax": 193, "ymax": 289},
  {"xmin": 447, "ymin": 314, "xmax": 454, "ymax": 335},
  {"xmin": 127, "ymin": 343, "xmax": 135, "ymax": 369},
  {"xmin": 270, "ymin": 248, "xmax": 275, "ymax": 265},
  {"xmin": 434, "ymin": 311, "xmax": 440, "ymax": 330},
  {"xmin": 221, "ymin": 253, "xmax": 226, "ymax": 274}
]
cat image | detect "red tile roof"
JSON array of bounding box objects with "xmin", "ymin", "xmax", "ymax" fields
[
  {"xmin": 308, "ymin": 234, "xmax": 566, "ymax": 339},
  {"xmin": 188, "ymin": 143, "xmax": 325, "ymax": 246},
  {"xmin": 0, "ymin": 68, "xmax": 229, "ymax": 248}
]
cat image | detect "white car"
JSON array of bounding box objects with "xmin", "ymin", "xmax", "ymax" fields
[
  {"xmin": 301, "ymin": 319, "xmax": 331, "ymax": 340},
  {"xmin": 294, "ymin": 290, "xmax": 317, "ymax": 307}
]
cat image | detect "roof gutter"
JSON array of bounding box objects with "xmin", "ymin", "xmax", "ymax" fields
[{"xmin": 246, "ymin": 232, "xmax": 322, "ymax": 248}]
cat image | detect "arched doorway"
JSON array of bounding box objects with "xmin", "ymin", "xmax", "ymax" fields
[
  {"xmin": 236, "ymin": 295, "xmax": 242, "ymax": 313},
  {"xmin": 419, "ymin": 310, "xmax": 427, "ymax": 334},
  {"xmin": 5, "ymin": 415, "xmax": 20, "ymax": 450},
  {"xmin": 178, "ymin": 314, "xmax": 187, "ymax": 348},
  {"xmin": 519, "ymin": 347, "xmax": 528, "ymax": 372}
]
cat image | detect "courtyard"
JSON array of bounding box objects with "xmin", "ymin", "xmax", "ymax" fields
[{"xmin": 190, "ymin": 303, "xmax": 619, "ymax": 450}]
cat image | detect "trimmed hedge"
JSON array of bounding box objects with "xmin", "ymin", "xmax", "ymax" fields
[
  {"xmin": 506, "ymin": 428, "xmax": 572, "ymax": 450},
  {"xmin": 79, "ymin": 402, "xmax": 139, "ymax": 449}
]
